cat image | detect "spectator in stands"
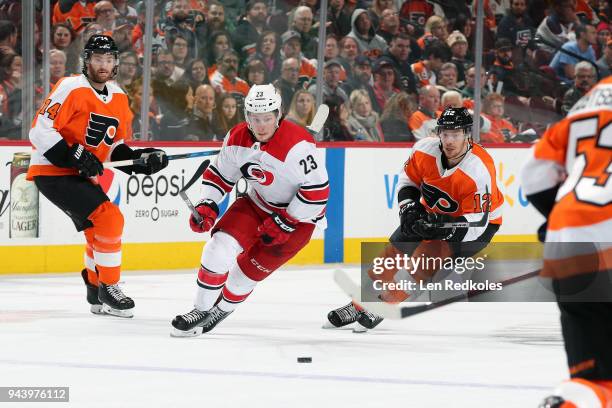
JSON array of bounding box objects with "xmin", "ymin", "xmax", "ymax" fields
[
  {"xmin": 447, "ymin": 30, "xmax": 470, "ymax": 85},
  {"xmin": 481, "ymin": 93, "xmax": 517, "ymax": 143},
  {"xmin": 441, "ymin": 90, "xmax": 491, "ymax": 132},
  {"xmin": 181, "ymin": 59, "xmax": 210, "ymax": 93},
  {"xmin": 399, "ymin": 0, "xmax": 434, "ymax": 30},
  {"xmin": 594, "ymin": 22, "xmax": 610, "ymax": 58},
  {"xmin": 51, "ymin": 23, "xmax": 75, "ymax": 52},
  {"xmin": 437, "ymin": 62, "xmax": 461, "ymax": 94},
  {"xmin": 280, "ymin": 30, "xmax": 317, "ymax": 88},
  {"xmin": 338, "ymin": 36, "xmax": 360, "ymax": 76},
  {"xmin": 112, "ymin": 22, "xmax": 135, "ymax": 53},
  {"xmin": 163, "ymin": 0, "xmax": 202, "ymax": 61},
  {"xmin": 325, "ymin": 34, "xmax": 340, "ymax": 61},
  {"xmin": 382, "ymin": 33, "xmax": 417, "ymax": 95},
  {"xmin": 81, "ymin": 22, "xmax": 104, "ymax": 43},
  {"xmin": 286, "ymin": 89, "xmax": 316, "ymax": 128},
  {"xmin": 116, "ymin": 51, "xmax": 139, "ymax": 91},
  {"xmin": 52, "ymin": 0, "xmax": 96, "ymax": 34},
  {"xmin": 409, "ymin": 85, "xmax": 440, "ymax": 140},
  {"xmin": 376, "ymin": 7, "xmax": 400, "ymax": 44},
  {"xmin": 201, "ymin": 1, "xmax": 228, "ymax": 44},
  {"xmin": 497, "ymin": 0, "xmax": 535, "ymax": 48},
  {"xmin": 243, "ymin": 58, "xmax": 268, "ymax": 86},
  {"xmin": 550, "ymin": 23, "xmax": 597, "ymax": 83},
  {"xmin": 372, "ymin": 57, "xmax": 400, "ymax": 111},
  {"xmin": 112, "ymin": 0, "xmax": 137, "ymax": 26},
  {"xmin": 291, "ymin": 6, "xmax": 318, "ymax": 59},
  {"xmin": 94, "ymin": 1, "xmax": 117, "ymax": 32},
  {"xmin": 327, "ymin": 0, "xmax": 353, "ymax": 38},
  {"xmin": 536, "ymin": 0, "xmax": 578, "ymax": 55},
  {"xmin": 490, "ymin": 38, "xmax": 521, "ymax": 95},
  {"xmin": 596, "ymin": 38, "xmax": 612, "ymax": 78},
  {"xmin": 0, "ymin": 21, "xmax": 16, "ymax": 51},
  {"xmin": 418, "ymin": 16, "xmax": 448, "ymax": 50},
  {"xmin": 0, "ymin": 48, "xmax": 21, "ymax": 139},
  {"xmin": 411, "ymin": 41, "xmax": 449, "ymax": 88},
  {"xmin": 380, "ymin": 91, "xmax": 415, "ymax": 142},
  {"xmin": 346, "ymin": 9, "xmax": 388, "ymax": 58},
  {"xmin": 322, "ymin": 94, "xmax": 353, "ymax": 141},
  {"xmin": 205, "ymin": 30, "xmax": 232, "ymax": 71},
  {"xmin": 341, "ymin": 55, "xmax": 382, "ymax": 113},
  {"xmin": 348, "ymin": 89, "xmax": 384, "ymax": 141},
  {"xmin": 126, "ymin": 77, "xmax": 160, "ymax": 141},
  {"xmin": 308, "ymin": 59, "xmax": 348, "ymax": 103},
  {"xmin": 274, "ymin": 58, "xmax": 301, "ymax": 115},
  {"xmin": 170, "ymin": 33, "xmax": 190, "ymax": 69},
  {"xmin": 210, "ymin": 50, "xmax": 250, "ymax": 98},
  {"xmin": 254, "ymin": 31, "xmax": 282, "ymax": 80},
  {"xmin": 461, "ymin": 65, "xmax": 489, "ymax": 105},
  {"xmin": 152, "ymin": 50, "xmax": 191, "ymax": 139},
  {"xmin": 215, "ymin": 93, "xmax": 241, "ymax": 135},
  {"xmin": 561, "ymin": 60, "xmax": 597, "ymax": 116},
  {"xmin": 368, "ymin": 0, "xmax": 394, "ymax": 31},
  {"xmin": 185, "ymin": 84, "xmax": 224, "ymax": 141},
  {"xmin": 49, "ymin": 49, "xmax": 67, "ymax": 89},
  {"xmin": 233, "ymin": 0, "xmax": 270, "ymax": 60}
]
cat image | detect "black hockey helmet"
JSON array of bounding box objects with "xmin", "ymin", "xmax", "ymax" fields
[
  {"xmin": 436, "ymin": 107, "xmax": 473, "ymax": 136},
  {"xmin": 82, "ymin": 34, "xmax": 119, "ymax": 78}
]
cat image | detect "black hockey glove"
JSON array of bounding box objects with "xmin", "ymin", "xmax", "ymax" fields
[
  {"xmin": 399, "ymin": 199, "xmax": 426, "ymax": 235},
  {"xmin": 68, "ymin": 143, "xmax": 104, "ymax": 177},
  {"xmin": 411, "ymin": 213, "xmax": 466, "ymax": 241},
  {"xmin": 132, "ymin": 148, "xmax": 169, "ymax": 175}
]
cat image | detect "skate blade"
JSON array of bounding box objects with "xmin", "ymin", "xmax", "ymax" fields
[
  {"xmin": 101, "ymin": 304, "xmax": 134, "ymax": 318},
  {"xmin": 352, "ymin": 323, "xmax": 369, "ymax": 333},
  {"xmin": 170, "ymin": 327, "xmax": 202, "ymax": 338},
  {"xmin": 90, "ymin": 304, "xmax": 104, "ymax": 315}
]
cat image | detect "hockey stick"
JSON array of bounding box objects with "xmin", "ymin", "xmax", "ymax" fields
[
  {"xmin": 422, "ymin": 186, "xmax": 490, "ymax": 229},
  {"xmin": 306, "ymin": 103, "xmax": 329, "ymax": 136},
  {"xmin": 104, "ymin": 149, "xmax": 221, "ymax": 168},
  {"xmin": 178, "ymin": 159, "xmax": 211, "ymax": 225},
  {"xmin": 333, "ymin": 268, "xmax": 541, "ymax": 320}
]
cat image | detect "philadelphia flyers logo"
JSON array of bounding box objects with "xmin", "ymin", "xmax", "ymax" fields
[
  {"xmin": 85, "ymin": 113, "xmax": 119, "ymax": 147},
  {"xmin": 240, "ymin": 162, "xmax": 275, "ymax": 186},
  {"xmin": 421, "ymin": 182, "xmax": 459, "ymax": 213}
]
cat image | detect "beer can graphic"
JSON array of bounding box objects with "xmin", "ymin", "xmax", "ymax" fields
[{"xmin": 9, "ymin": 152, "xmax": 39, "ymax": 238}]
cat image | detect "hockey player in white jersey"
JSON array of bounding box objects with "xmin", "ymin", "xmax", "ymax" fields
[{"xmin": 171, "ymin": 84, "xmax": 329, "ymax": 337}]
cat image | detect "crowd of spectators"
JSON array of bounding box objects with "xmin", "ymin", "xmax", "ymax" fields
[{"xmin": 0, "ymin": 0, "xmax": 610, "ymax": 142}]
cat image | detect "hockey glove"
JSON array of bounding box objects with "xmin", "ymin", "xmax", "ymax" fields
[
  {"xmin": 189, "ymin": 200, "xmax": 219, "ymax": 233},
  {"xmin": 132, "ymin": 148, "xmax": 169, "ymax": 175},
  {"xmin": 411, "ymin": 213, "xmax": 464, "ymax": 241},
  {"xmin": 68, "ymin": 143, "xmax": 104, "ymax": 177},
  {"xmin": 258, "ymin": 213, "xmax": 299, "ymax": 246},
  {"xmin": 399, "ymin": 199, "xmax": 426, "ymax": 235}
]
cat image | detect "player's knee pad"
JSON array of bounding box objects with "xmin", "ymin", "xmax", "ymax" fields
[
  {"xmin": 201, "ymin": 231, "xmax": 243, "ymax": 274},
  {"xmin": 89, "ymin": 201, "xmax": 124, "ymax": 237},
  {"xmin": 225, "ymin": 263, "xmax": 258, "ymax": 295}
]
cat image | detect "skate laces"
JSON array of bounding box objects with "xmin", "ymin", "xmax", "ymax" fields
[
  {"xmin": 208, "ymin": 307, "xmax": 228, "ymax": 323},
  {"xmin": 336, "ymin": 302, "xmax": 359, "ymax": 322},
  {"xmin": 106, "ymin": 284, "xmax": 128, "ymax": 301},
  {"xmin": 360, "ymin": 310, "xmax": 381, "ymax": 322},
  {"xmin": 182, "ymin": 308, "xmax": 206, "ymax": 324}
]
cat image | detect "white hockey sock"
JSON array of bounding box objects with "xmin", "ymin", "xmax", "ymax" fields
[
  {"xmin": 216, "ymin": 264, "xmax": 257, "ymax": 312},
  {"xmin": 194, "ymin": 231, "xmax": 243, "ymax": 311}
]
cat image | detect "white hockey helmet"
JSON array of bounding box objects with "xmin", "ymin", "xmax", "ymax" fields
[{"xmin": 244, "ymin": 84, "xmax": 283, "ymax": 130}]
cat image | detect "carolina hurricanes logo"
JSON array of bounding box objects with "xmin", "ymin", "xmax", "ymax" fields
[
  {"xmin": 421, "ymin": 182, "xmax": 459, "ymax": 213},
  {"xmin": 85, "ymin": 113, "xmax": 120, "ymax": 147},
  {"xmin": 240, "ymin": 162, "xmax": 275, "ymax": 186}
]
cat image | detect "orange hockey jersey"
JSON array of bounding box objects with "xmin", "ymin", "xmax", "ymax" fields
[
  {"xmin": 52, "ymin": 2, "xmax": 96, "ymax": 33},
  {"xmin": 399, "ymin": 137, "xmax": 504, "ymax": 241},
  {"xmin": 27, "ymin": 75, "xmax": 133, "ymax": 180}
]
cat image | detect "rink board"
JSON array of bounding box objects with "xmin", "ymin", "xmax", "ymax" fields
[{"xmin": 0, "ymin": 144, "xmax": 540, "ymax": 273}]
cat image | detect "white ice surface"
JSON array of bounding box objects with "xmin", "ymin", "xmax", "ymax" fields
[{"xmin": 0, "ymin": 265, "xmax": 566, "ymax": 408}]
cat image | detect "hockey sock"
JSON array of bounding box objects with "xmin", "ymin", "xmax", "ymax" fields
[
  {"xmin": 195, "ymin": 266, "xmax": 228, "ymax": 311},
  {"xmin": 84, "ymin": 229, "xmax": 98, "ymax": 286},
  {"xmin": 216, "ymin": 264, "xmax": 257, "ymax": 312},
  {"xmin": 87, "ymin": 202, "xmax": 124, "ymax": 285}
]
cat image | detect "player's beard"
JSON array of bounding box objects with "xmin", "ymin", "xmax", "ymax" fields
[{"xmin": 89, "ymin": 68, "xmax": 113, "ymax": 84}]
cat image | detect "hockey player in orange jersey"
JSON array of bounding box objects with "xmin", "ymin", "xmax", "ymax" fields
[
  {"xmin": 325, "ymin": 107, "xmax": 504, "ymax": 332},
  {"xmin": 26, "ymin": 35, "xmax": 169, "ymax": 318},
  {"xmin": 522, "ymin": 76, "xmax": 612, "ymax": 408}
]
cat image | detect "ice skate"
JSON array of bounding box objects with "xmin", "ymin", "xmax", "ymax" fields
[
  {"xmin": 98, "ymin": 282, "xmax": 134, "ymax": 318},
  {"xmin": 171, "ymin": 308, "xmax": 209, "ymax": 337},
  {"xmin": 353, "ymin": 310, "xmax": 384, "ymax": 333},
  {"xmin": 81, "ymin": 269, "xmax": 103, "ymax": 315},
  {"xmin": 323, "ymin": 302, "xmax": 359, "ymax": 329}
]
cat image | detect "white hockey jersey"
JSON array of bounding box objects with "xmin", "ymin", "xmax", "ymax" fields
[{"xmin": 201, "ymin": 120, "xmax": 329, "ymax": 228}]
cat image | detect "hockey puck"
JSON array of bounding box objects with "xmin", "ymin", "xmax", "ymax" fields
[{"xmin": 297, "ymin": 357, "xmax": 312, "ymax": 363}]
